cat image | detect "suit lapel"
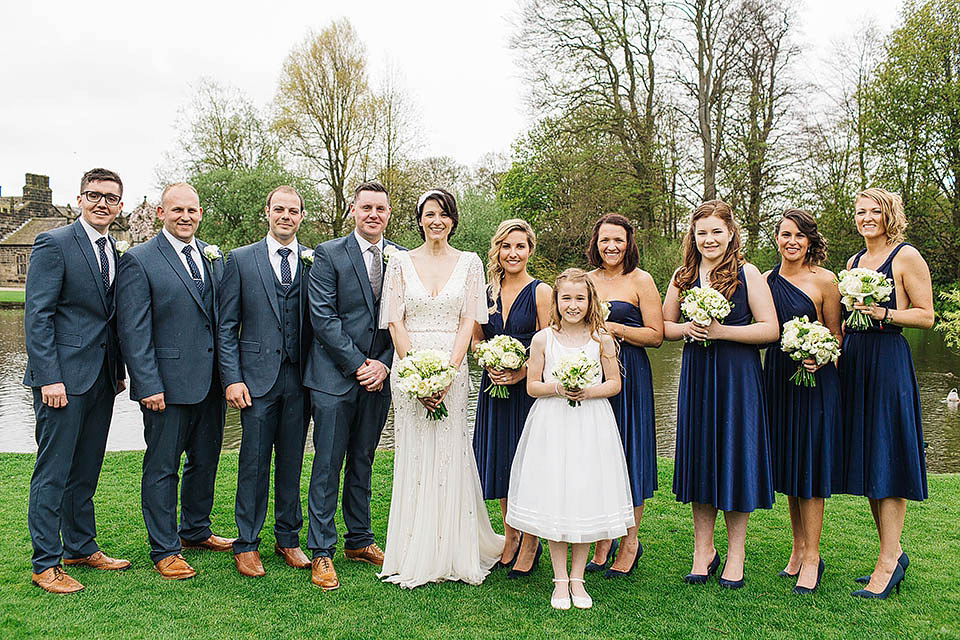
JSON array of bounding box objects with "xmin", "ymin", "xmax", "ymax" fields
[
  {"xmin": 346, "ymin": 235, "xmax": 375, "ymax": 315},
  {"xmin": 157, "ymin": 233, "xmax": 209, "ymax": 320},
  {"xmin": 297, "ymin": 243, "xmax": 310, "ymax": 326},
  {"xmin": 197, "ymin": 239, "xmax": 219, "ymax": 324},
  {"xmin": 73, "ymin": 221, "xmax": 109, "ymax": 313},
  {"xmin": 255, "ymin": 239, "xmax": 282, "ymax": 325}
]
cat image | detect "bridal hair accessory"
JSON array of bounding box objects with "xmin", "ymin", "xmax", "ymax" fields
[{"xmin": 417, "ymin": 190, "xmax": 446, "ymax": 210}]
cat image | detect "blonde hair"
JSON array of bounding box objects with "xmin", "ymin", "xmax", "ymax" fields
[
  {"xmin": 486, "ymin": 218, "xmax": 537, "ymax": 314},
  {"xmin": 550, "ymin": 268, "xmax": 607, "ymax": 342},
  {"xmin": 856, "ymin": 188, "xmax": 907, "ymax": 244}
]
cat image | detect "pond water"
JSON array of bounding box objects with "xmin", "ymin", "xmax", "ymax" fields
[{"xmin": 2, "ymin": 309, "xmax": 958, "ymax": 473}]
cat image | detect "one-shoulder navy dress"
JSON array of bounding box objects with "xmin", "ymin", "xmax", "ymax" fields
[
  {"xmin": 673, "ymin": 269, "xmax": 775, "ymax": 512},
  {"xmin": 607, "ymin": 301, "xmax": 657, "ymax": 505},
  {"xmin": 839, "ymin": 244, "xmax": 927, "ymax": 500},
  {"xmin": 473, "ymin": 280, "xmax": 541, "ymax": 500},
  {"xmin": 763, "ymin": 264, "xmax": 842, "ymax": 499}
]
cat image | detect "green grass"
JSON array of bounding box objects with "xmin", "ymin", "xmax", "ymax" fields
[
  {"xmin": 0, "ymin": 290, "xmax": 25, "ymax": 304},
  {"xmin": 1, "ymin": 453, "xmax": 957, "ymax": 639}
]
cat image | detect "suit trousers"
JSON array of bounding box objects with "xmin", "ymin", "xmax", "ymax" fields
[
  {"xmin": 141, "ymin": 383, "xmax": 225, "ymax": 563},
  {"xmin": 28, "ymin": 363, "xmax": 115, "ymax": 573},
  {"xmin": 234, "ymin": 361, "xmax": 310, "ymax": 553},
  {"xmin": 307, "ymin": 385, "xmax": 390, "ymax": 557}
]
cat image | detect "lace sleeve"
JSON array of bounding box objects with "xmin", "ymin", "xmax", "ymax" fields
[
  {"xmin": 378, "ymin": 254, "xmax": 405, "ymax": 329},
  {"xmin": 460, "ymin": 252, "xmax": 489, "ymax": 324}
]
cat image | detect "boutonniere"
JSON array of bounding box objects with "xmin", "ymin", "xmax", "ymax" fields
[
  {"xmin": 202, "ymin": 245, "xmax": 222, "ymax": 262},
  {"xmin": 115, "ymin": 240, "xmax": 131, "ymax": 256},
  {"xmin": 300, "ymin": 249, "xmax": 314, "ymax": 266},
  {"xmin": 383, "ymin": 245, "xmax": 399, "ymax": 264}
]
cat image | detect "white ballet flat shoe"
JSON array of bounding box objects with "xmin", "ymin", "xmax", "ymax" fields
[
  {"xmin": 569, "ymin": 577, "xmax": 593, "ymax": 609},
  {"xmin": 551, "ymin": 578, "xmax": 571, "ymax": 610}
]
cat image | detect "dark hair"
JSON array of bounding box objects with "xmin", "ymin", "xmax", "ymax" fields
[
  {"xmin": 415, "ymin": 188, "xmax": 459, "ymax": 240},
  {"xmin": 586, "ymin": 214, "xmax": 640, "ymax": 274},
  {"xmin": 266, "ymin": 185, "xmax": 305, "ymax": 212},
  {"xmin": 353, "ymin": 180, "xmax": 390, "ymax": 204},
  {"xmin": 775, "ymin": 209, "xmax": 827, "ymax": 266},
  {"xmin": 80, "ymin": 168, "xmax": 123, "ymax": 196},
  {"xmin": 673, "ymin": 200, "xmax": 744, "ymax": 299}
]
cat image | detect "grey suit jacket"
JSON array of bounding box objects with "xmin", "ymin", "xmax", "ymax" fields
[
  {"xmin": 302, "ymin": 234, "xmax": 398, "ymax": 396},
  {"xmin": 23, "ymin": 220, "xmax": 124, "ymax": 393},
  {"xmin": 116, "ymin": 233, "xmax": 222, "ymax": 404},
  {"xmin": 217, "ymin": 238, "xmax": 312, "ymax": 398}
]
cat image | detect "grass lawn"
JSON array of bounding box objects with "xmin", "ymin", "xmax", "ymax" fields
[
  {"xmin": 0, "ymin": 452, "xmax": 957, "ymax": 639},
  {"xmin": 0, "ymin": 290, "xmax": 25, "ymax": 304}
]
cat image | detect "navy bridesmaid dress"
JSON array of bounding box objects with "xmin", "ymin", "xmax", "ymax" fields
[
  {"xmin": 607, "ymin": 301, "xmax": 657, "ymax": 505},
  {"xmin": 839, "ymin": 244, "xmax": 927, "ymax": 500},
  {"xmin": 763, "ymin": 264, "xmax": 842, "ymax": 499},
  {"xmin": 673, "ymin": 268, "xmax": 775, "ymax": 512},
  {"xmin": 473, "ymin": 279, "xmax": 541, "ymax": 500}
]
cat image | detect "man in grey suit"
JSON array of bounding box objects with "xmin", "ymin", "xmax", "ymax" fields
[
  {"xmin": 218, "ymin": 185, "xmax": 313, "ymax": 577},
  {"xmin": 305, "ymin": 181, "xmax": 397, "ymax": 590},
  {"xmin": 117, "ymin": 182, "xmax": 233, "ymax": 580},
  {"xmin": 24, "ymin": 168, "xmax": 130, "ymax": 593}
]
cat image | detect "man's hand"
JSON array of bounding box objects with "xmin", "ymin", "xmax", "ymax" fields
[
  {"xmin": 225, "ymin": 382, "xmax": 253, "ymax": 409},
  {"xmin": 40, "ymin": 383, "xmax": 68, "ymax": 408},
  {"xmin": 355, "ymin": 359, "xmax": 389, "ymax": 392},
  {"xmin": 115, "ymin": 379, "xmax": 126, "ymax": 395},
  {"xmin": 141, "ymin": 392, "xmax": 165, "ymax": 412}
]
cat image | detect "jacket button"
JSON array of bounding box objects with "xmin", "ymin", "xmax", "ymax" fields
[
  {"xmin": 205, "ymin": 324, "xmax": 210, "ymax": 330},
  {"xmin": 276, "ymin": 349, "xmax": 281, "ymax": 354},
  {"xmin": 368, "ymin": 328, "xmax": 373, "ymax": 333},
  {"xmin": 208, "ymin": 348, "xmax": 213, "ymax": 352},
  {"xmin": 100, "ymin": 343, "xmax": 106, "ymax": 348}
]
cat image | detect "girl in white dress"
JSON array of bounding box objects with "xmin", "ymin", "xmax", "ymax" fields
[{"xmin": 507, "ymin": 269, "xmax": 634, "ymax": 609}]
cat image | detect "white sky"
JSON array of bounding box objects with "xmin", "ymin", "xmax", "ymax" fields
[{"xmin": 0, "ymin": 0, "xmax": 901, "ymax": 207}]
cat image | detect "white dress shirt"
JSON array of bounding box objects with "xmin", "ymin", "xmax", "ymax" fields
[
  {"xmin": 161, "ymin": 227, "xmax": 204, "ymax": 283},
  {"xmin": 353, "ymin": 229, "xmax": 384, "ymax": 273},
  {"xmin": 266, "ymin": 234, "xmax": 299, "ymax": 283},
  {"xmin": 78, "ymin": 216, "xmax": 115, "ymax": 285}
]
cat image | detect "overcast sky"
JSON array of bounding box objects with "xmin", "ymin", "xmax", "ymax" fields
[{"xmin": 0, "ymin": 0, "xmax": 901, "ymax": 207}]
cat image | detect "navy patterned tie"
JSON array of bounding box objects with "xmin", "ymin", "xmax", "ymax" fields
[
  {"xmin": 182, "ymin": 245, "xmax": 204, "ymax": 295},
  {"xmin": 278, "ymin": 247, "xmax": 292, "ymax": 290},
  {"xmin": 96, "ymin": 237, "xmax": 110, "ymax": 289}
]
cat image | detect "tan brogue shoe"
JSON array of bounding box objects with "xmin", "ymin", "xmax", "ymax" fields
[
  {"xmin": 311, "ymin": 556, "xmax": 340, "ymax": 591},
  {"xmin": 234, "ymin": 551, "xmax": 265, "ymax": 577},
  {"xmin": 180, "ymin": 534, "xmax": 236, "ymax": 552},
  {"xmin": 153, "ymin": 554, "xmax": 197, "ymax": 580},
  {"xmin": 63, "ymin": 550, "xmax": 131, "ymax": 571},
  {"xmin": 344, "ymin": 542, "xmax": 385, "ymax": 567},
  {"xmin": 274, "ymin": 544, "xmax": 311, "ymax": 569},
  {"xmin": 32, "ymin": 566, "xmax": 84, "ymax": 594}
]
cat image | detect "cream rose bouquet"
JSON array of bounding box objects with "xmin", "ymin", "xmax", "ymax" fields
[
  {"xmin": 474, "ymin": 334, "xmax": 527, "ymax": 399},
  {"xmin": 395, "ymin": 349, "xmax": 458, "ymax": 420},
  {"xmin": 780, "ymin": 316, "xmax": 841, "ymax": 387},
  {"xmin": 836, "ymin": 268, "xmax": 893, "ymax": 331},
  {"xmin": 551, "ymin": 350, "xmax": 601, "ymax": 407},
  {"xmin": 680, "ymin": 286, "xmax": 733, "ymax": 347}
]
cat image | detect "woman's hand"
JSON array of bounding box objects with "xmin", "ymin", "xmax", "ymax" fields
[
  {"xmin": 486, "ymin": 367, "xmax": 526, "ymax": 386},
  {"xmin": 606, "ymin": 321, "xmax": 625, "ymax": 340},
  {"xmin": 683, "ymin": 321, "xmax": 709, "ymax": 342},
  {"xmin": 558, "ymin": 384, "xmax": 586, "ymax": 403},
  {"xmin": 852, "ymin": 301, "xmax": 886, "ymax": 322},
  {"xmin": 801, "ymin": 357, "xmax": 825, "ymax": 373},
  {"xmin": 420, "ymin": 385, "xmax": 450, "ymax": 412}
]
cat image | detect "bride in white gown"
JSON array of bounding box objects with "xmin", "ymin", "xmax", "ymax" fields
[{"xmin": 378, "ymin": 188, "xmax": 503, "ymax": 588}]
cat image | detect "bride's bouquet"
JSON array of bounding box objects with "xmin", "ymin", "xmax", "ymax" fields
[
  {"xmin": 551, "ymin": 350, "xmax": 601, "ymax": 407},
  {"xmin": 780, "ymin": 316, "xmax": 841, "ymax": 387},
  {"xmin": 474, "ymin": 335, "xmax": 528, "ymax": 399},
  {"xmin": 395, "ymin": 349, "xmax": 458, "ymax": 420},
  {"xmin": 680, "ymin": 286, "xmax": 733, "ymax": 347},
  {"xmin": 836, "ymin": 268, "xmax": 894, "ymax": 331}
]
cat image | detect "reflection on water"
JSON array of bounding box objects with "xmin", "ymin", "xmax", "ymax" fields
[{"xmin": 2, "ymin": 309, "xmax": 959, "ymax": 473}]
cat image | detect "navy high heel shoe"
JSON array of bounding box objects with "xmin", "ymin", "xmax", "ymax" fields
[
  {"xmin": 778, "ymin": 565, "xmax": 799, "ymax": 578},
  {"xmin": 585, "ymin": 538, "xmax": 618, "ymax": 573},
  {"xmin": 507, "ymin": 540, "xmax": 543, "ymax": 579},
  {"xmin": 852, "ymin": 562, "xmax": 905, "ymax": 599},
  {"xmin": 495, "ymin": 533, "xmax": 523, "ymax": 569},
  {"xmin": 792, "ymin": 558, "xmax": 825, "ymax": 595},
  {"xmin": 717, "ymin": 560, "xmax": 745, "ymax": 590},
  {"xmin": 684, "ymin": 551, "xmax": 721, "ymax": 585},
  {"xmin": 855, "ymin": 551, "xmax": 909, "ymax": 584},
  {"xmin": 604, "ymin": 541, "xmax": 642, "ymax": 578}
]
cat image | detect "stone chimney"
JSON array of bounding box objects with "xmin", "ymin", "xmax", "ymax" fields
[{"xmin": 22, "ymin": 173, "xmax": 53, "ymax": 215}]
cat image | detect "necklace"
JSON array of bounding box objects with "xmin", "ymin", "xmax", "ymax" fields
[{"xmin": 598, "ymin": 269, "xmax": 622, "ymax": 281}]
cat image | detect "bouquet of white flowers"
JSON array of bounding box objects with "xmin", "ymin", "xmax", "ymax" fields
[
  {"xmin": 395, "ymin": 349, "xmax": 458, "ymax": 420},
  {"xmin": 836, "ymin": 268, "xmax": 894, "ymax": 331},
  {"xmin": 780, "ymin": 316, "xmax": 841, "ymax": 387},
  {"xmin": 680, "ymin": 286, "xmax": 733, "ymax": 347},
  {"xmin": 474, "ymin": 334, "xmax": 528, "ymax": 398},
  {"xmin": 550, "ymin": 349, "xmax": 601, "ymax": 407},
  {"xmin": 600, "ymin": 299, "xmax": 611, "ymax": 321}
]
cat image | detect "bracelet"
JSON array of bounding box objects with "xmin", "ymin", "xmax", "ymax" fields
[
  {"xmin": 555, "ymin": 382, "xmax": 560, "ymax": 397},
  {"xmin": 883, "ymin": 308, "xmax": 891, "ymax": 324}
]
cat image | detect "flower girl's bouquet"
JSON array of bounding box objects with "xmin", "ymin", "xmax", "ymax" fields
[
  {"xmin": 474, "ymin": 335, "xmax": 528, "ymax": 399},
  {"xmin": 395, "ymin": 350, "xmax": 458, "ymax": 420},
  {"xmin": 780, "ymin": 316, "xmax": 841, "ymax": 387},
  {"xmin": 551, "ymin": 350, "xmax": 601, "ymax": 407},
  {"xmin": 680, "ymin": 286, "xmax": 733, "ymax": 347},
  {"xmin": 836, "ymin": 268, "xmax": 894, "ymax": 331}
]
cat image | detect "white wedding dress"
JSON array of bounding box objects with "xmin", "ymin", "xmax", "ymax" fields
[{"xmin": 377, "ymin": 250, "xmax": 503, "ymax": 588}]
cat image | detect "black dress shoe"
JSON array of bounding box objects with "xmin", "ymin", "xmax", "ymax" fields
[
  {"xmin": 495, "ymin": 533, "xmax": 523, "ymax": 570},
  {"xmin": 507, "ymin": 540, "xmax": 542, "ymax": 579},
  {"xmin": 585, "ymin": 538, "xmax": 618, "ymax": 573},
  {"xmin": 684, "ymin": 551, "xmax": 721, "ymax": 585},
  {"xmin": 604, "ymin": 541, "xmax": 642, "ymax": 578}
]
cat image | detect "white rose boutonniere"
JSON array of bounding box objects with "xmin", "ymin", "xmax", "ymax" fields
[
  {"xmin": 115, "ymin": 240, "xmax": 131, "ymax": 256},
  {"xmin": 202, "ymin": 245, "xmax": 222, "ymax": 262},
  {"xmin": 300, "ymin": 248, "xmax": 315, "ymax": 266},
  {"xmin": 383, "ymin": 244, "xmax": 399, "ymax": 264}
]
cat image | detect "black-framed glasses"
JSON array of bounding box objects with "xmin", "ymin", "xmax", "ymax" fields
[{"xmin": 82, "ymin": 191, "xmax": 121, "ymax": 206}]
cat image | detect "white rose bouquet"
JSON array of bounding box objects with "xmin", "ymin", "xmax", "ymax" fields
[
  {"xmin": 395, "ymin": 349, "xmax": 458, "ymax": 420},
  {"xmin": 836, "ymin": 268, "xmax": 894, "ymax": 331},
  {"xmin": 780, "ymin": 316, "xmax": 841, "ymax": 387},
  {"xmin": 550, "ymin": 350, "xmax": 601, "ymax": 407},
  {"xmin": 680, "ymin": 286, "xmax": 733, "ymax": 347},
  {"xmin": 600, "ymin": 299, "xmax": 611, "ymax": 321},
  {"xmin": 474, "ymin": 334, "xmax": 528, "ymax": 399}
]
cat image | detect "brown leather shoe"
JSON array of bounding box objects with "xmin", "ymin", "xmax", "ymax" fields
[
  {"xmin": 234, "ymin": 551, "xmax": 265, "ymax": 577},
  {"xmin": 274, "ymin": 544, "xmax": 311, "ymax": 569},
  {"xmin": 63, "ymin": 550, "xmax": 131, "ymax": 571},
  {"xmin": 311, "ymin": 556, "xmax": 340, "ymax": 591},
  {"xmin": 153, "ymin": 554, "xmax": 197, "ymax": 580},
  {"xmin": 32, "ymin": 566, "xmax": 84, "ymax": 594},
  {"xmin": 344, "ymin": 542, "xmax": 385, "ymax": 567},
  {"xmin": 180, "ymin": 534, "xmax": 235, "ymax": 552}
]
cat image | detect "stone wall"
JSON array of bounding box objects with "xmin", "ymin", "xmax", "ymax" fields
[{"xmin": 0, "ymin": 245, "xmax": 30, "ymax": 287}]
